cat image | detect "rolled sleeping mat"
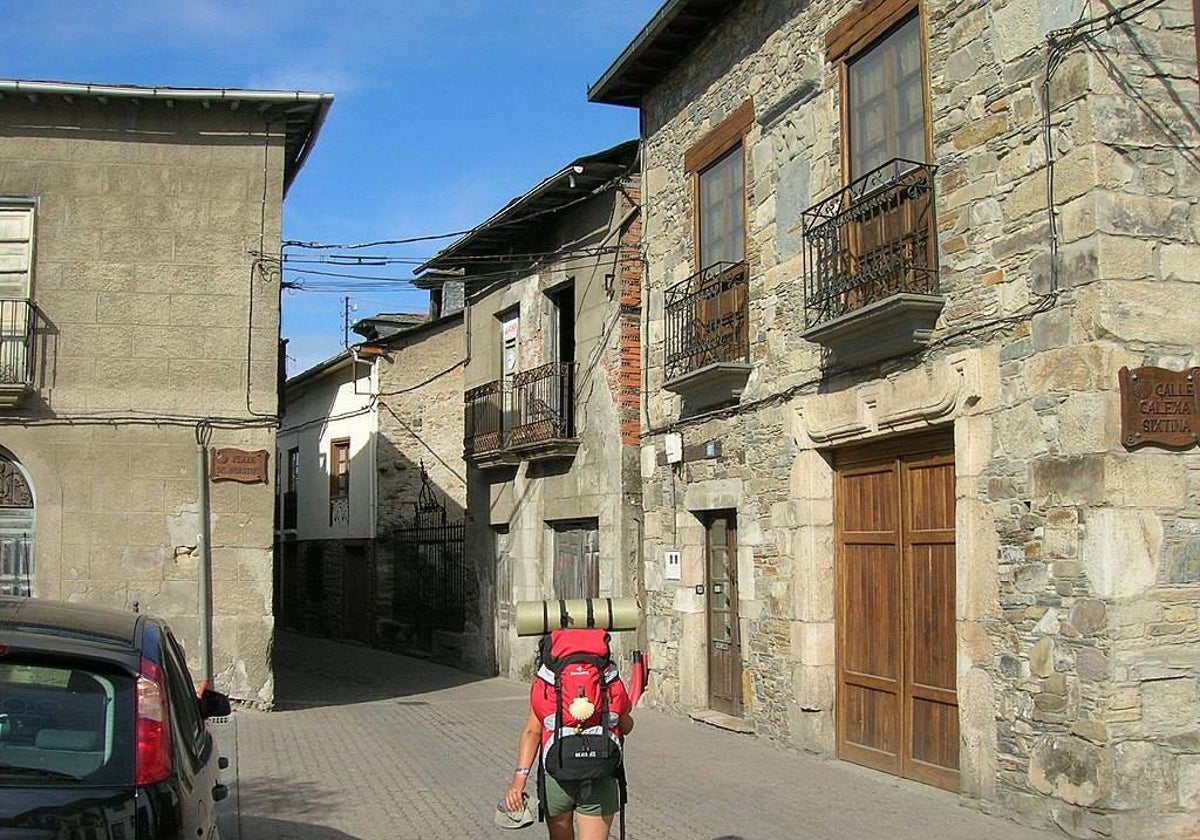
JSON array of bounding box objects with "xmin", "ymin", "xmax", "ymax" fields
[{"xmin": 515, "ymin": 597, "xmax": 641, "ymax": 636}]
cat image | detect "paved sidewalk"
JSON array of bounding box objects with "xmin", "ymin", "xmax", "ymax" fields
[{"xmin": 233, "ymin": 633, "xmax": 1058, "ymax": 840}]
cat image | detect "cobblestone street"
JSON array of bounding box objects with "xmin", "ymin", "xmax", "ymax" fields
[{"xmin": 230, "ymin": 634, "xmax": 1058, "ymax": 840}]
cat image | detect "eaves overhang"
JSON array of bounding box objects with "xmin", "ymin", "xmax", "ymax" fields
[
  {"xmin": 0, "ymin": 78, "xmax": 334, "ymax": 195},
  {"xmin": 587, "ymin": 0, "xmax": 741, "ymax": 107},
  {"xmin": 415, "ymin": 138, "xmax": 639, "ymax": 276}
]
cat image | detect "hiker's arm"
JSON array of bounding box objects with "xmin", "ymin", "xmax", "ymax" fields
[
  {"xmin": 505, "ymin": 708, "xmax": 540, "ymax": 812},
  {"xmin": 618, "ymin": 711, "xmax": 634, "ymax": 735}
]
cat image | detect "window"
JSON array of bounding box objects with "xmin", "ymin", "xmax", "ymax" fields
[
  {"xmin": 329, "ymin": 438, "xmax": 350, "ymax": 526},
  {"xmin": 0, "ymin": 203, "xmax": 33, "ymax": 299},
  {"xmin": 329, "ymin": 438, "xmax": 350, "ymax": 499},
  {"xmin": 551, "ymin": 520, "xmax": 599, "ymax": 600},
  {"xmin": 0, "ymin": 658, "xmax": 135, "ymax": 785},
  {"xmin": 847, "ymin": 13, "xmax": 925, "ymax": 179},
  {"xmin": 685, "ymin": 99, "xmax": 753, "ymax": 273},
  {"xmin": 499, "ymin": 310, "xmax": 520, "ymax": 431},
  {"xmin": 698, "ymin": 148, "xmax": 745, "ymax": 268},
  {"xmin": 161, "ymin": 632, "xmax": 205, "ymax": 761},
  {"xmin": 0, "ymin": 203, "xmax": 34, "ymax": 390},
  {"xmin": 287, "ymin": 447, "xmax": 299, "ymax": 492}
]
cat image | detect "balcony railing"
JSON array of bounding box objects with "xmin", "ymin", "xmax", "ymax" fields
[
  {"xmin": 464, "ymin": 380, "xmax": 504, "ymax": 457},
  {"xmin": 464, "ymin": 363, "xmax": 576, "ymax": 460},
  {"xmin": 0, "ymin": 299, "xmax": 36, "ymax": 405},
  {"xmin": 801, "ymin": 159, "xmax": 939, "ymax": 331},
  {"xmin": 664, "ymin": 261, "xmax": 749, "ymax": 382}
]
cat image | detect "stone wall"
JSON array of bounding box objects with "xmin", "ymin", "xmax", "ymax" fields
[
  {"xmin": 0, "ymin": 96, "xmax": 286, "ymax": 705},
  {"xmin": 375, "ymin": 316, "xmax": 467, "ymax": 533},
  {"xmin": 632, "ymin": 0, "xmax": 1198, "ymax": 834}
]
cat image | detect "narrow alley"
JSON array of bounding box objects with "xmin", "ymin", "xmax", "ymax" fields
[{"xmin": 231, "ymin": 634, "xmax": 1058, "ymax": 840}]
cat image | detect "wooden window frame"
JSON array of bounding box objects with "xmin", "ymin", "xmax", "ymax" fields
[
  {"xmin": 826, "ymin": 0, "xmax": 933, "ymax": 185},
  {"xmin": 329, "ymin": 437, "xmax": 350, "ymax": 500},
  {"xmin": 685, "ymin": 98, "xmax": 754, "ymax": 276}
]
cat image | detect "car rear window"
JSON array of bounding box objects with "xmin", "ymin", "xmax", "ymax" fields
[{"xmin": 0, "ymin": 658, "xmax": 134, "ymax": 786}]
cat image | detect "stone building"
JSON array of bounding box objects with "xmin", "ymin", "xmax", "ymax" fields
[
  {"xmin": 419, "ymin": 140, "xmax": 643, "ymax": 678},
  {"xmin": 590, "ymin": 0, "xmax": 1198, "ymax": 835},
  {"xmin": 0, "ymin": 79, "xmax": 332, "ymax": 706},
  {"xmin": 275, "ymin": 308, "xmax": 469, "ymax": 664}
]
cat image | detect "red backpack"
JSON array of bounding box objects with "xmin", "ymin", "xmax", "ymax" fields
[{"xmin": 530, "ymin": 628, "xmax": 629, "ymax": 783}]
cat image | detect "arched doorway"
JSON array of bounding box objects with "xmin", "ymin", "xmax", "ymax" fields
[{"xmin": 0, "ymin": 452, "xmax": 34, "ymax": 596}]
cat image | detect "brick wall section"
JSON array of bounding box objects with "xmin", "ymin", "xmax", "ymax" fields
[{"xmin": 617, "ymin": 176, "xmax": 643, "ymax": 446}]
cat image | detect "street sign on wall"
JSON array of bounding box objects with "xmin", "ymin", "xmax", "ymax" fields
[
  {"xmin": 210, "ymin": 448, "xmax": 271, "ymax": 484},
  {"xmin": 1119, "ymin": 366, "xmax": 1198, "ymax": 449}
]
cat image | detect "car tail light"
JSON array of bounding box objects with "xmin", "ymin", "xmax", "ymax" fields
[{"xmin": 135, "ymin": 657, "xmax": 171, "ymax": 785}]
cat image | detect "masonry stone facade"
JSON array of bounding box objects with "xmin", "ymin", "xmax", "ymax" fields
[
  {"xmin": 592, "ymin": 0, "xmax": 1198, "ymax": 835},
  {"xmin": 0, "ymin": 82, "xmax": 329, "ymax": 707}
]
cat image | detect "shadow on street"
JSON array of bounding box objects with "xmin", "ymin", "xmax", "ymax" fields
[
  {"xmin": 271, "ymin": 630, "xmax": 489, "ymax": 710},
  {"xmin": 240, "ymin": 816, "xmax": 366, "ymax": 840}
]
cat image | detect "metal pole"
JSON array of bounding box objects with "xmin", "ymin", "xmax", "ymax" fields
[{"xmin": 196, "ymin": 422, "xmax": 214, "ymax": 685}]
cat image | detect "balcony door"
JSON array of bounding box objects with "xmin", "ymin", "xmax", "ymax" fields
[
  {"xmin": 0, "ymin": 204, "xmax": 33, "ymax": 387},
  {"xmin": 500, "ymin": 310, "xmax": 520, "ymax": 433},
  {"xmin": 546, "ymin": 284, "xmax": 575, "ymax": 435},
  {"xmin": 841, "ymin": 8, "xmax": 934, "ymax": 306}
]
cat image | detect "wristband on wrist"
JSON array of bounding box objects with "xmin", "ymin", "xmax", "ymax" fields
[{"xmin": 514, "ymin": 767, "xmax": 531, "ymax": 776}]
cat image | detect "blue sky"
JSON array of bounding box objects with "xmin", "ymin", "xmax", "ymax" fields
[{"xmin": 7, "ymin": 1, "xmax": 659, "ymax": 373}]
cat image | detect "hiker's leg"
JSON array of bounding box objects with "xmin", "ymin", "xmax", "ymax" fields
[
  {"xmin": 546, "ymin": 810, "xmax": 576, "ymax": 840},
  {"xmin": 573, "ymin": 813, "xmax": 615, "ymax": 840}
]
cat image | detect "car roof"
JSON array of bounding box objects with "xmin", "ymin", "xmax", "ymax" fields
[{"xmin": 0, "ymin": 596, "xmax": 145, "ymax": 651}]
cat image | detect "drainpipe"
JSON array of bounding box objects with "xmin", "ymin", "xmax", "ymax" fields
[{"xmin": 196, "ymin": 421, "xmax": 214, "ymax": 686}]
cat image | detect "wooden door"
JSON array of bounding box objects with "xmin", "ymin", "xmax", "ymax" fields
[
  {"xmin": 836, "ymin": 443, "xmax": 957, "ymax": 790},
  {"xmin": 705, "ymin": 511, "xmax": 741, "ymax": 716}
]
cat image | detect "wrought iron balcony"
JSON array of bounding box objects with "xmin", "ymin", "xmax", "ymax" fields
[
  {"xmin": 464, "ymin": 380, "xmax": 504, "ymax": 457},
  {"xmin": 662, "ymin": 261, "xmax": 751, "ymax": 412},
  {"xmin": 801, "ymin": 159, "xmax": 943, "ymax": 366},
  {"xmin": 463, "ymin": 362, "xmax": 577, "ymax": 464},
  {"xmin": 0, "ymin": 299, "xmax": 37, "ymax": 407}
]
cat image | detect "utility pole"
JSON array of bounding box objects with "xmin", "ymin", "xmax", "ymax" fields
[{"xmin": 343, "ymin": 295, "xmax": 351, "ymax": 348}]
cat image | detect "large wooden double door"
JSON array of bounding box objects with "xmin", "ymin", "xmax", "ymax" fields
[{"xmin": 835, "ymin": 440, "xmax": 958, "ymax": 790}]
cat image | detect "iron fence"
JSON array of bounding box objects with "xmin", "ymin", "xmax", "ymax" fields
[
  {"xmin": 802, "ymin": 158, "xmax": 939, "ymax": 330},
  {"xmin": 663, "ymin": 261, "xmax": 748, "ymax": 382},
  {"xmin": 392, "ymin": 467, "xmax": 466, "ymax": 640}
]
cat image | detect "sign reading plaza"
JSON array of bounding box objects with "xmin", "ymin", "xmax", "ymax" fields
[{"xmin": 210, "ymin": 448, "xmax": 271, "ymax": 484}]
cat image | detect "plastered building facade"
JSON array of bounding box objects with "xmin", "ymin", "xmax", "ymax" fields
[
  {"xmin": 0, "ymin": 80, "xmax": 330, "ymax": 706},
  {"xmin": 422, "ymin": 141, "xmax": 644, "ymax": 679},
  {"xmin": 591, "ymin": 0, "xmax": 1199, "ymax": 835}
]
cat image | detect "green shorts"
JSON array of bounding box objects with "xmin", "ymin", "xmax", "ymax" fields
[{"xmin": 542, "ymin": 775, "xmax": 620, "ymax": 817}]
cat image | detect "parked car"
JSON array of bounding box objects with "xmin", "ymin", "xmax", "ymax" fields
[{"xmin": 0, "ymin": 596, "xmax": 231, "ymax": 840}]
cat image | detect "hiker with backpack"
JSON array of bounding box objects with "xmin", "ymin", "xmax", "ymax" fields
[{"xmin": 503, "ymin": 627, "xmax": 634, "ymax": 840}]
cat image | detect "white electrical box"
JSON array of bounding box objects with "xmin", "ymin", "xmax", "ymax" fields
[
  {"xmin": 665, "ymin": 433, "xmax": 683, "ymax": 464},
  {"xmin": 664, "ymin": 549, "xmax": 682, "ymax": 581}
]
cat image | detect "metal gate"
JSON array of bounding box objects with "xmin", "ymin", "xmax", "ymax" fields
[{"xmin": 392, "ymin": 467, "xmax": 466, "ymax": 648}]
